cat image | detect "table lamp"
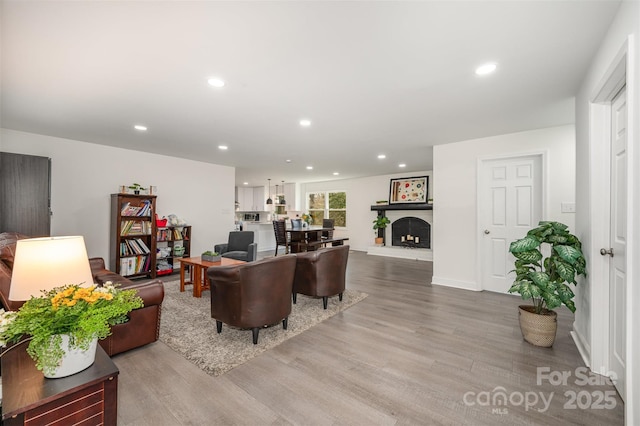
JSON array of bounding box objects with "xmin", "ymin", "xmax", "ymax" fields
[{"xmin": 9, "ymin": 236, "xmax": 95, "ymax": 301}]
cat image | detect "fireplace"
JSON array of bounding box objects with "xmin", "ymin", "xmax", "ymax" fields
[{"xmin": 391, "ymin": 216, "xmax": 430, "ymax": 249}]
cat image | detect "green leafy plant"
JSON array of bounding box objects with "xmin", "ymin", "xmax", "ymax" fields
[
  {"xmin": 128, "ymin": 183, "xmax": 146, "ymax": 192},
  {"xmin": 0, "ymin": 283, "xmax": 143, "ymax": 375},
  {"xmin": 202, "ymin": 250, "xmax": 219, "ymax": 256},
  {"xmin": 508, "ymin": 221, "xmax": 586, "ymax": 314},
  {"xmin": 372, "ymin": 216, "xmax": 391, "ymax": 233}
]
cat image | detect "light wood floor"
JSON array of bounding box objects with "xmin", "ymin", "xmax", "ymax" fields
[{"xmin": 114, "ymin": 250, "xmax": 624, "ymax": 425}]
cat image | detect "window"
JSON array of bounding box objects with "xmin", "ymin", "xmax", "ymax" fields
[{"xmin": 307, "ymin": 191, "xmax": 347, "ymax": 227}]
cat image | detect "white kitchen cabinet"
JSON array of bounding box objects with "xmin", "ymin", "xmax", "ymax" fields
[
  {"xmin": 243, "ymin": 222, "xmax": 276, "ymax": 252},
  {"xmin": 237, "ymin": 187, "xmax": 253, "ymax": 211},
  {"xmin": 253, "ymin": 186, "xmax": 265, "ymax": 211},
  {"xmin": 236, "ymin": 186, "xmax": 266, "ymax": 211},
  {"xmin": 284, "ymin": 183, "xmax": 298, "ymax": 212}
]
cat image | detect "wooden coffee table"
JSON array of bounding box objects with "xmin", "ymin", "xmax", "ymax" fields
[{"xmin": 179, "ymin": 256, "xmax": 246, "ymax": 297}]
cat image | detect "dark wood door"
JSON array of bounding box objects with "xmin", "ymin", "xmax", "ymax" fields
[{"xmin": 0, "ymin": 152, "xmax": 51, "ymax": 236}]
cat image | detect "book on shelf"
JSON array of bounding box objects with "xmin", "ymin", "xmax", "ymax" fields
[
  {"xmin": 120, "ymin": 220, "xmax": 152, "ymax": 236},
  {"xmin": 120, "ymin": 254, "xmax": 149, "ymax": 276},
  {"xmin": 120, "ymin": 238, "xmax": 150, "ymax": 256},
  {"xmin": 120, "ymin": 199, "xmax": 152, "ymax": 217}
]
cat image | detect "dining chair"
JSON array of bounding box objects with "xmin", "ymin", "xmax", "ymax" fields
[
  {"xmin": 322, "ymin": 218, "xmax": 335, "ymax": 240},
  {"xmin": 272, "ymin": 220, "xmax": 289, "ymax": 256}
]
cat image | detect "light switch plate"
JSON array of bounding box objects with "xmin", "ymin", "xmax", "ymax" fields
[{"xmin": 561, "ymin": 202, "xmax": 576, "ymax": 213}]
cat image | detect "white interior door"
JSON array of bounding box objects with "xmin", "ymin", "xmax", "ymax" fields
[
  {"xmin": 480, "ymin": 155, "xmax": 542, "ymax": 293},
  {"xmin": 607, "ymin": 87, "xmax": 626, "ymax": 400}
]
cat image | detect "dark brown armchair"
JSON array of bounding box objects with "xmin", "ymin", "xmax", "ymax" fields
[
  {"xmin": 207, "ymin": 254, "xmax": 297, "ymax": 344},
  {"xmin": 293, "ymin": 245, "xmax": 349, "ymax": 309}
]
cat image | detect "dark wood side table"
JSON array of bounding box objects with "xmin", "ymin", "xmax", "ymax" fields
[{"xmin": 1, "ymin": 343, "xmax": 119, "ymax": 425}]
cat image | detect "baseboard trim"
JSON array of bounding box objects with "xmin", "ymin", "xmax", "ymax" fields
[
  {"xmin": 431, "ymin": 276, "xmax": 479, "ymax": 291},
  {"xmin": 570, "ymin": 328, "xmax": 591, "ymax": 368}
]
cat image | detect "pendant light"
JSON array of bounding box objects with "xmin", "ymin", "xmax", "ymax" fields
[
  {"xmin": 281, "ymin": 180, "xmax": 286, "ymax": 205},
  {"xmin": 266, "ymin": 179, "xmax": 273, "ymax": 205}
]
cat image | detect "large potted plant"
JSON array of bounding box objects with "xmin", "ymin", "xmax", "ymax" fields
[
  {"xmin": 372, "ymin": 216, "xmax": 391, "ymax": 245},
  {"xmin": 508, "ymin": 221, "xmax": 586, "ymax": 347},
  {"xmin": 0, "ymin": 282, "xmax": 143, "ymax": 377}
]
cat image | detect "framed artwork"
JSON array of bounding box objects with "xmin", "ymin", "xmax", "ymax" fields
[{"xmin": 389, "ymin": 176, "xmax": 428, "ymax": 204}]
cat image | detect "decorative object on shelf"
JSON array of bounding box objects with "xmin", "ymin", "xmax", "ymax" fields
[
  {"xmin": 389, "ymin": 176, "xmax": 428, "ymax": 204},
  {"xmin": 167, "ymin": 213, "xmax": 187, "ymax": 227},
  {"xmin": 0, "ymin": 282, "xmax": 143, "ymax": 378},
  {"xmin": 173, "ymin": 246, "xmax": 186, "ymax": 257},
  {"xmin": 157, "ymin": 246, "xmax": 172, "ymax": 258},
  {"xmin": 201, "ymin": 251, "xmax": 221, "ymax": 262},
  {"xmin": 266, "ymin": 179, "xmax": 273, "ymax": 205},
  {"xmin": 155, "ymin": 214, "xmax": 168, "ymax": 227},
  {"xmin": 372, "ymin": 216, "xmax": 391, "ymax": 245},
  {"xmin": 375, "ymin": 200, "xmax": 388, "ymax": 205},
  {"xmin": 127, "ymin": 183, "xmax": 147, "ymax": 195},
  {"xmin": 508, "ymin": 221, "xmax": 586, "ymax": 347}
]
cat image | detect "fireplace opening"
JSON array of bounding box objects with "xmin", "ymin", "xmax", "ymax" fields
[{"xmin": 391, "ymin": 217, "xmax": 430, "ymax": 249}]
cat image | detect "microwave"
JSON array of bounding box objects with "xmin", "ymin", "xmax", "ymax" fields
[{"xmin": 243, "ymin": 213, "xmax": 260, "ymax": 221}]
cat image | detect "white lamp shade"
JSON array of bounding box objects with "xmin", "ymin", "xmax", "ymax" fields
[{"xmin": 9, "ymin": 236, "xmax": 95, "ymax": 301}]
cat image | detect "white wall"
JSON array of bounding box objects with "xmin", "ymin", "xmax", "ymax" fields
[
  {"xmin": 575, "ymin": 1, "xmax": 640, "ymax": 422},
  {"xmin": 432, "ymin": 125, "xmax": 576, "ymax": 291},
  {"xmin": 1, "ymin": 128, "xmax": 236, "ymax": 264},
  {"xmin": 301, "ymin": 171, "xmax": 432, "ymax": 252}
]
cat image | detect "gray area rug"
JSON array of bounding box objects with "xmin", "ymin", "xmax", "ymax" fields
[{"xmin": 159, "ymin": 279, "xmax": 368, "ymax": 376}]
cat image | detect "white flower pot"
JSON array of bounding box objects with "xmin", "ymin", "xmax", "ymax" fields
[{"xmin": 44, "ymin": 334, "xmax": 98, "ymax": 379}]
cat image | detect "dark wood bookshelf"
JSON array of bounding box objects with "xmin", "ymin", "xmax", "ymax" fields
[
  {"xmin": 156, "ymin": 225, "xmax": 191, "ymax": 276},
  {"xmin": 110, "ymin": 193, "xmax": 157, "ymax": 279}
]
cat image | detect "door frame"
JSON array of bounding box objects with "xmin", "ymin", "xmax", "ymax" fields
[
  {"xmin": 586, "ymin": 37, "xmax": 636, "ymax": 414},
  {"xmin": 475, "ymin": 151, "xmax": 548, "ymax": 291}
]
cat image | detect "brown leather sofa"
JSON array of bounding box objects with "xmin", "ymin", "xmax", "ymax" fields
[
  {"xmin": 293, "ymin": 244, "xmax": 349, "ymax": 309},
  {"xmin": 0, "ymin": 232, "xmax": 164, "ymax": 356},
  {"xmin": 207, "ymin": 254, "xmax": 297, "ymax": 344}
]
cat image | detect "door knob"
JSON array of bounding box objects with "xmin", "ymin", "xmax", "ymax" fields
[
  {"xmin": 484, "ymin": 230, "xmax": 490, "ymax": 235},
  {"xmin": 600, "ymin": 248, "xmax": 614, "ymax": 257}
]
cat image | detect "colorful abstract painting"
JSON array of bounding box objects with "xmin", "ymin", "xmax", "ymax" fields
[{"xmin": 389, "ymin": 176, "xmax": 428, "ymax": 204}]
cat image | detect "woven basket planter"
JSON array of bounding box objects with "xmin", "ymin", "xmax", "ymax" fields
[{"xmin": 518, "ymin": 305, "xmax": 558, "ymax": 348}]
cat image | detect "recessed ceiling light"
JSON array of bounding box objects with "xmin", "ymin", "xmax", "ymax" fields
[
  {"xmin": 208, "ymin": 78, "xmax": 225, "ymax": 87},
  {"xmin": 285, "ymin": 159, "xmax": 292, "ymax": 163},
  {"xmin": 306, "ymin": 166, "xmax": 313, "ymax": 170},
  {"xmin": 300, "ymin": 119, "xmax": 311, "ymax": 127},
  {"xmin": 377, "ymin": 154, "xmax": 386, "ymax": 159},
  {"xmin": 243, "ymin": 182, "xmax": 248, "ymax": 185},
  {"xmin": 134, "ymin": 125, "xmax": 147, "ymax": 131},
  {"xmin": 399, "ymin": 163, "xmax": 406, "ymax": 168},
  {"xmin": 475, "ymin": 62, "xmax": 497, "ymax": 76},
  {"xmin": 333, "ymin": 172, "xmax": 339, "ymax": 176},
  {"xmin": 218, "ymin": 145, "xmax": 228, "ymax": 150}
]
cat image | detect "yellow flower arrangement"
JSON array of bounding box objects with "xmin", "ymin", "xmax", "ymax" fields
[
  {"xmin": 0, "ymin": 282, "xmax": 143, "ymax": 375},
  {"xmin": 301, "ymin": 213, "xmax": 312, "ymax": 225}
]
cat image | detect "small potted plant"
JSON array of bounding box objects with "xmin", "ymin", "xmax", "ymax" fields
[
  {"xmin": 201, "ymin": 250, "xmax": 221, "ymax": 262},
  {"xmin": 128, "ymin": 183, "xmax": 146, "ymax": 195},
  {"xmin": 508, "ymin": 221, "xmax": 586, "ymax": 347},
  {"xmin": 0, "ymin": 282, "xmax": 143, "ymax": 377},
  {"xmin": 372, "ymin": 216, "xmax": 391, "ymax": 245}
]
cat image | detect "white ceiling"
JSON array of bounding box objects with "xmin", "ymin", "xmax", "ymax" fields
[{"xmin": 1, "ymin": 0, "xmax": 620, "ymax": 186}]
